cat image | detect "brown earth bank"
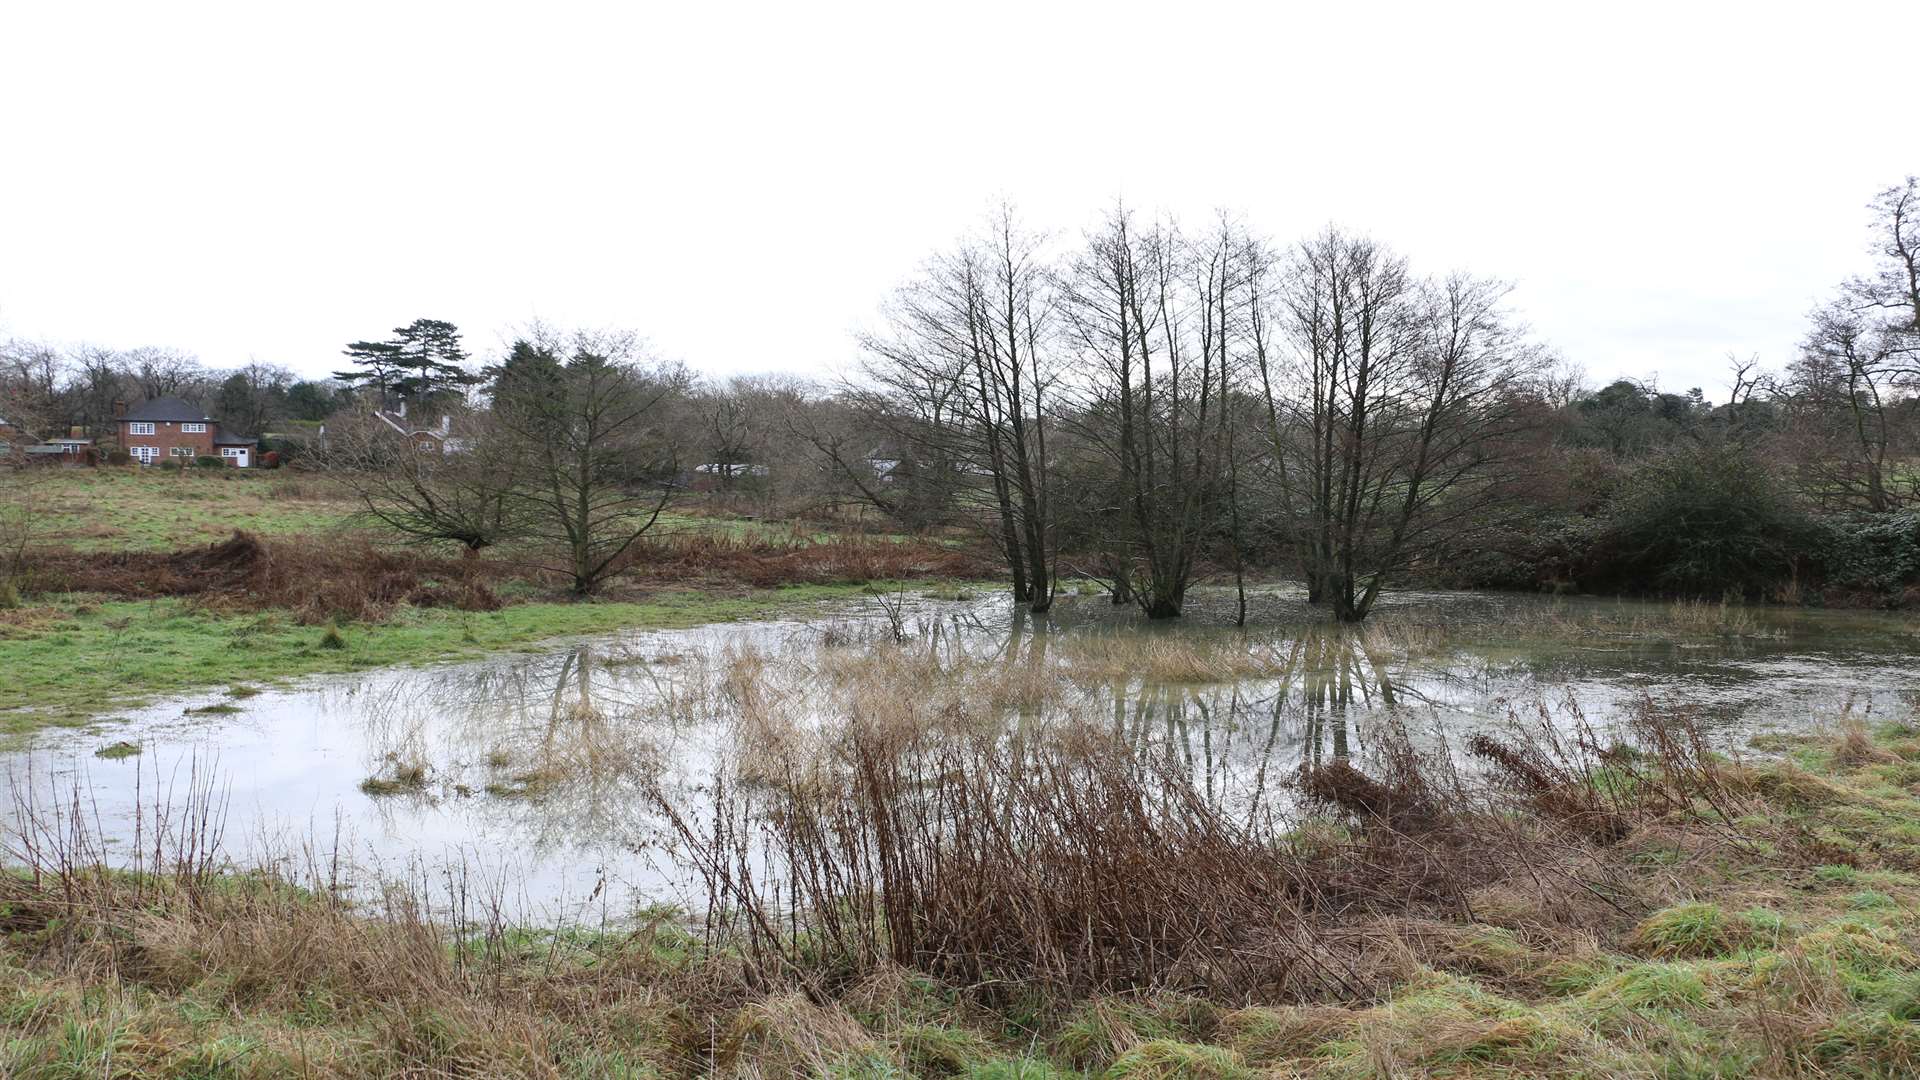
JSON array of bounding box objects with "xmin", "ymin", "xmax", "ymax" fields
[{"xmin": 17, "ymin": 529, "xmax": 992, "ymax": 625}]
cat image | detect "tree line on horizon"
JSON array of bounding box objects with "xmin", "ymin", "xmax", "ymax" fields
[{"xmin": 4, "ymin": 178, "xmax": 1916, "ymax": 617}]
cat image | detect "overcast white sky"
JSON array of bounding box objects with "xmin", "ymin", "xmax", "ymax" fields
[{"xmin": 1, "ymin": 1, "xmax": 1912, "ymax": 400}]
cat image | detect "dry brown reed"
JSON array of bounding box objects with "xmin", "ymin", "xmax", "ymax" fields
[{"xmin": 649, "ymin": 646, "xmax": 1755, "ymax": 1009}]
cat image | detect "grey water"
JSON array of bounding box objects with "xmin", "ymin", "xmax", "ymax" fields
[{"xmin": 4, "ymin": 587, "xmax": 1917, "ymax": 924}]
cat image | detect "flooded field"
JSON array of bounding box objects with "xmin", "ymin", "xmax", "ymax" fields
[{"xmin": 6, "ymin": 587, "xmax": 1919, "ymax": 924}]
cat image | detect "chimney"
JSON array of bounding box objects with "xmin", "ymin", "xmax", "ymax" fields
[
  {"xmin": 397, "ymin": 400, "xmax": 407, "ymax": 420},
  {"xmin": 439, "ymin": 415, "xmax": 450, "ymax": 435},
  {"xmin": 112, "ymin": 400, "xmax": 127, "ymax": 419}
]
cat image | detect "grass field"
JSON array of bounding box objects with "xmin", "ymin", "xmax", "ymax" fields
[
  {"xmin": 26, "ymin": 468, "xmax": 360, "ymax": 551},
  {"xmin": 22, "ymin": 468, "xmax": 875, "ymax": 552}
]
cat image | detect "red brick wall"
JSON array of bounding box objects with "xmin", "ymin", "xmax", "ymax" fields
[{"xmin": 121, "ymin": 421, "xmax": 220, "ymax": 462}]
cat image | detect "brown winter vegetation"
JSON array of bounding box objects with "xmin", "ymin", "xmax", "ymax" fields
[
  {"xmin": 17, "ymin": 528, "xmax": 986, "ymax": 625},
  {"xmin": 8, "ymin": 637, "xmax": 1920, "ymax": 1077}
]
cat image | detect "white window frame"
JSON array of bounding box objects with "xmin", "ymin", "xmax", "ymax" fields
[
  {"xmin": 220, "ymin": 447, "xmax": 246, "ymax": 458},
  {"xmin": 181, "ymin": 422, "xmax": 206, "ymax": 433},
  {"xmin": 128, "ymin": 422, "xmax": 155, "ymax": 435},
  {"xmin": 170, "ymin": 446, "xmax": 193, "ymax": 458},
  {"xmin": 131, "ymin": 446, "xmax": 157, "ymax": 464}
]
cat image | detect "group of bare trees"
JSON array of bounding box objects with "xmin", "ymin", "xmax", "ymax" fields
[
  {"xmin": 0, "ymin": 339, "xmax": 344, "ymax": 446},
  {"xmin": 327, "ymin": 326, "xmax": 688, "ymax": 595},
  {"xmin": 1566, "ymin": 177, "xmax": 1920, "ymax": 513},
  {"xmin": 1772, "ymin": 177, "xmax": 1920, "ymax": 512},
  {"xmin": 841, "ymin": 204, "xmax": 1552, "ymax": 622},
  {"xmin": 12, "ymin": 180, "xmax": 1913, "ymax": 614}
]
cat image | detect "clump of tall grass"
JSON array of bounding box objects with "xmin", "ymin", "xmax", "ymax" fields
[
  {"xmin": 1056, "ymin": 634, "xmax": 1303, "ymax": 684},
  {"xmin": 1664, "ymin": 598, "xmax": 1759, "ymax": 637},
  {"xmin": 651, "ymin": 653, "xmax": 1756, "ymax": 1004}
]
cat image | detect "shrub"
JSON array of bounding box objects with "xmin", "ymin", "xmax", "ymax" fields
[
  {"xmin": 1809, "ymin": 512, "xmax": 1920, "ymax": 601},
  {"xmin": 1587, "ymin": 444, "xmax": 1808, "ymax": 597},
  {"xmin": 195, "ymin": 455, "xmax": 225, "ymax": 469},
  {"xmin": 105, "ymin": 449, "xmax": 130, "ymax": 466}
]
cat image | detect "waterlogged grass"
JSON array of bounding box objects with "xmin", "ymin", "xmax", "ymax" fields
[
  {"xmin": 0, "ymin": 582, "xmax": 923, "ymax": 738},
  {"xmin": 9, "ymin": 663, "xmax": 1920, "ymax": 1074}
]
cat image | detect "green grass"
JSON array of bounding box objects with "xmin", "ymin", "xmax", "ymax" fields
[
  {"xmin": 24, "ymin": 469, "xmax": 884, "ymax": 553},
  {"xmin": 0, "ymin": 582, "xmax": 929, "ymax": 739},
  {"xmin": 27, "ymin": 468, "xmax": 359, "ymax": 551}
]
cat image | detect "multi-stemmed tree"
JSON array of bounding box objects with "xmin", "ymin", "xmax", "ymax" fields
[
  {"xmin": 489, "ymin": 328, "xmax": 688, "ymax": 595},
  {"xmin": 855, "ymin": 205, "xmax": 1061, "ymax": 611},
  {"xmin": 1256, "ymin": 229, "xmax": 1549, "ymax": 621}
]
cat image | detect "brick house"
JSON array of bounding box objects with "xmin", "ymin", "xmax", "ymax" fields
[{"xmin": 116, "ymin": 397, "xmax": 259, "ymax": 467}]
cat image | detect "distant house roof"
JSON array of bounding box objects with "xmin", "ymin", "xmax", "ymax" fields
[
  {"xmin": 123, "ymin": 397, "xmax": 214, "ymax": 423},
  {"xmin": 212, "ymin": 434, "xmax": 258, "ymax": 446},
  {"xmin": 374, "ymin": 410, "xmax": 453, "ymax": 438}
]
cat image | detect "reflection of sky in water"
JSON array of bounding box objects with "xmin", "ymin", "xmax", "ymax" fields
[{"xmin": 5, "ymin": 588, "xmax": 1918, "ymax": 923}]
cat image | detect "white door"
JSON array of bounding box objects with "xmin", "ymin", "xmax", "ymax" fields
[{"xmin": 222, "ymin": 448, "xmax": 250, "ymax": 468}]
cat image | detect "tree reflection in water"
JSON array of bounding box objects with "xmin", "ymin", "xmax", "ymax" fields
[{"xmin": 23, "ymin": 590, "xmax": 1920, "ymax": 919}]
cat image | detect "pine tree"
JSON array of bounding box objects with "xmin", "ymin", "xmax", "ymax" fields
[
  {"xmin": 392, "ymin": 318, "xmax": 474, "ymax": 402},
  {"xmin": 335, "ymin": 319, "xmax": 474, "ymax": 408},
  {"xmin": 333, "ymin": 340, "xmax": 404, "ymax": 404}
]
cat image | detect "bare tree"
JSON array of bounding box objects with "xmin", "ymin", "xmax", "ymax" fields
[
  {"xmin": 1781, "ymin": 177, "xmax": 1920, "ymax": 511},
  {"xmin": 854, "ymin": 205, "xmax": 1060, "ymax": 611},
  {"xmin": 0, "ymin": 340, "xmax": 57, "ymax": 596},
  {"xmin": 1256, "ymin": 228, "xmax": 1548, "ymax": 621},
  {"xmin": 491, "ymin": 328, "xmax": 688, "ymax": 595},
  {"xmin": 118, "ymin": 346, "xmax": 207, "ymax": 401},
  {"xmin": 325, "ymin": 408, "xmax": 526, "ymax": 552},
  {"xmin": 1058, "ymin": 206, "xmax": 1226, "ymax": 618},
  {"xmin": 66, "ymin": 345, "xmax": 130, "ymax": 438},
  {"xmin": 690, "ymin": 382, "xmax": 755, "ymax": 489},
  {"xmin": 0, "ymin": 340, "xmax": 62, "ymax": 435}
]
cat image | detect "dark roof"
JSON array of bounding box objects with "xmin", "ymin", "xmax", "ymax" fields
[
  {"xmin": 123, "ymin": 397, "xmax": 213, "ymax": 423},
  {"xmin": 212, "ymin": 434, "xmax": 258, "ymax": 446}
]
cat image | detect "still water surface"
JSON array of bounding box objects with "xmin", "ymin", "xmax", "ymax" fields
[{"xmin": 5, "ymin": 587, "xmax": 1917, "ymax": 923}]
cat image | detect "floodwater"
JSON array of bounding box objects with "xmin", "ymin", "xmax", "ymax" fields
[{"xmin": 4, "ymin": 587, "xmax": 1918, "ymax": 923}]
